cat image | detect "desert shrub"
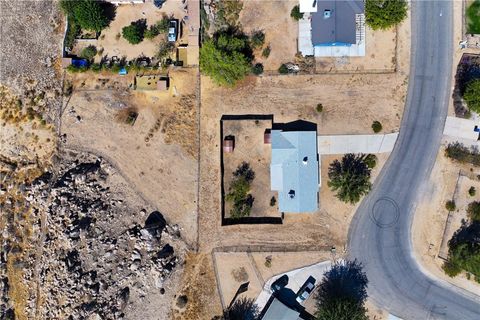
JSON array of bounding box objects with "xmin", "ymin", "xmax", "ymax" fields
[
  {"xmin": 371, "ymin": 120, "xmax": 382, "ymax": 133},
  {"xmin": 80, "ymin": 45, "xmax": 97, "ymax": 60},
  {"xmin": 144, "ymin": 25, "xmax": 160, "ymax": 39},
  {"xmin": 252, "ymin": 63, "xmax": 264, "ymax": 75},
  {"xmin": 442, "ymin": 260, "xmax": 462, "ymax": 277},
  {"xmin": 463, "ymin": 79, "xmax": 480, "ymax": 113},
  {"xmin": 226, "ymin": 162, "xmax": 255, "ymax": 218},
  {"xmin": 200, "ymin": 29, "xmax": 253, "ymax": 86},
  {"xmin": 122, "ymin": 19, "xmax": 147, "ymax": 44},
  {"xmin": 66, "ymin": 65, "xmax": 88, "ymax": 73},
  {"xmin": 90, "ymin": 63, "xmax": 102, "ymax": 72},
  {"xmin": 290, "ymin": 5, "xmax": 303, "ymax": 21},
  {"xmin": 215, "ymin": 0, "xmax": 243, "ymax": 28},
  {"xmin": 262, "ymin": 46, "xmax": 271, "ymax": 58},
  {"xmin": 156, "ymin": 15, "xmax": 170, "ymax": 33},
  {"xmin": 469, "ymin": 186, "xmax": 476, "ymax": 196},
  {"xmin": 250, "ymin": 30, "xmax": 265, "ymax": 49},
  {"xmin": 264, "ymin": 256, "xmax": 272, "ymax": 268},
  {"xmin": 365, "ymin": 0, "xmax": 408, "ymax": 30},
  {"xmin": 269, "ymin": 196, "xmax": 276, "ymax": 207},
  {"xmin": 156, "ymin": 40, "xmax": 176, "ymax": 60},
  {"xmin": 278, "ymin": 64, "xmax": 289, "ymax": 74},
  {"xmin": 467, "ymin": 201, "xmax": 480, "ymax": 222},
  {"xmin": 328, "ymin": 154, "xmax": 372, "ymax": 204},
  {"xmin": 316, "ymin": 103, "xmax": 323, "ymax": 113},
  {"xmin": 445, "ymin": 142, "xmax": 480, "ymax": 166},
  {"xmin": 364, "ymin": 154, "xmax": 377, "ymax": 169},
  {"xmin": 445, "ymin": 200, "xmax": 456, "ymax": 211}
]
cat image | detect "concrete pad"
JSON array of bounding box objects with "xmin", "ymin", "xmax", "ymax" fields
[
  {"xmin": 443, "ymin": 116, "xmax": 479, "ymax": 141},
  {"xmin": 255, "ymin": 260, "xmax": 333, "ymax": 311},
  {"xmin": 317, "ymin": 133, "xmax": 399, "ymax": 155},
  {"xmin": 299, "ymin": 14, "xmax": 314, "ymax": 56}
]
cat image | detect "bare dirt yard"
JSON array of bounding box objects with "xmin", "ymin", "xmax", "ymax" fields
[
  {"xmin": 61, "ymin": 68, "xmax": 199, "ymax": 246},
  {"xmin": 239, "ymin": 0, "xmax": 298, "ymax": 71},
  {"xmin": 80, "ymin": 1, "xmax": 188, "ymax": 61},
  {"xmin": 412, "ymin": 148, "xmax": 480, "ymax": 294},
  {"xmin": 222, "ymin": 118, "xmax": 280, "ymax": 219}
]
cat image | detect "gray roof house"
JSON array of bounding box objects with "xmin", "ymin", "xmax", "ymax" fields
[
  {"xmin": 311, "ymin": 0, "xmax": 364, "ymax": 46},
  {"xmin": 270, "ymin": 128, "xmax": 319, "ymax": 213},
  {"xmin": 260, "ymin": 297, "xmax": 303, "ymax": 320}
]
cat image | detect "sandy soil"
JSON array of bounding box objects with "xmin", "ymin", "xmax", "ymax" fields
[
  {"xmin": 61, "ymin": 68, "xmax": 199, "ymax": 245},
  {"xmin": 239, "ymin": 0, "xmax": 298, "ymax": 71},
  {"xmin": 91, "ymin": 1, "xmax": 188, "ymax": 60},
  {"xmin": 316, "ymin": 25, "xmax": 399, "ymax": 73},
  {"xmin": 412, "ymin": 148, "xmax": 480, "ymax": 295},
  {"xmin": 222, "ymin": 118, "xmax": 279, "ymax": 218}
]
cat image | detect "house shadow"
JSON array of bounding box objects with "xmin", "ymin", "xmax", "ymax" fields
[{"xmin": 272, "ymin": 120, "xmax": 317, "ymax": 132}]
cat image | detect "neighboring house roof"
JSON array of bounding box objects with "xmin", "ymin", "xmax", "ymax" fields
[
  {"xmin": 270, "ymin": 129, "xmax": 319, "ymax": 213},
  {"xmin": 261, "ymin": 298, "xmax": 302, "ymax": 320},
  {"xmin": 311, "ymin": 0, "xmax": 364, "ymax": 45}
]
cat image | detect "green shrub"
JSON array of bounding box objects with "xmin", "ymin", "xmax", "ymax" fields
[
  {"xmin": 463, "ymin": 79, "xmax": 480, "ymax": 113},
  {"xmin": 365, "ymin": 0, "xmax": 408, "ymax": 30},
  {"xmin": 122, "ymin": 19, "xmax": 147, "ymax": 44},
  {"xmin": 278, "ymin": 64, "xmax": 289, "ymax": 74},
  {"xmin": 64, "ymin": 18, "xmax": 80, "ymax": 50},
  {"xmin": 60, "ymin": 0, "xmax": 111, "ymax": 32},
  {"xmin": 442, "ymin": 260, "xmax": 462, "ymax": 277},
  {"xmin": 80, "ymin": 45, "xmax": 97, "ymax": 60},
  {"xmin": 226, "ymin": 162, "xmax": 255, "ymax": 218},
  {"xmin": 156, "ymin": 15, "xmax": 170, "ymax": 33},
  {"xmin": 250, "ymin": 30, "xmax": 265, "ymax": 49},
  {"xmin": 445, "ymin": 142, "xmax": 480, "ymax": 166},
  {"xmin": 262, "ymin": 46, "xmax": 271, "ymax": 58},
  {"xmin": 469, "ymin": 186, "xmax": 476, "ymax": 196},
  {"xmin": 252, "ymin": 63, "xmax": 264, "ymax": 75},
  {"xmin": 316, "ymin": 103, "xmax": 323, "ymax": 113},
  {"xmin": 372, "ymin": 120, "xmax": 382, "ymax": 133},
  {"xmin": 290, "ymin": 5, "xmax": 303, "ymax": 21},
  {"xmin": 364, "ymin": 154, "xmax": 378, "ymax": 169},
  {"xmin": 467, "ymin": 0, "xmax": 480, "ymax": 34},
  {"xmin": 90, "ymin": 63, "xmax": 102, "ymax": 72},
  {"xmin": 144, "ymin": 25, "xmax": 160, "ymax": 39},
  {"xmin": 446, "ymin": 200, "xmax": 456, "ymax": 211},
  {"xmin": 270, "ymin": 196, "xmax": 276, "ymax": 207},
  {"xmin": 66, "ymin": 65, "xmax": 88, "ymax": 73}
]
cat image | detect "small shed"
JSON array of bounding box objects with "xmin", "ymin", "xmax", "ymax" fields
[
  {"xmin": 264, "ymin": 129, "xmax": 271, "ymax": 144},
  {"xmin": 223, "ymin": 137, "xmax": 235, "ymax": 153}
]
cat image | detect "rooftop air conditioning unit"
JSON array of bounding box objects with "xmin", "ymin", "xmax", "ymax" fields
[{"xmin": 324, "ymin": 10, "xmax": 331, "ymax": 19}]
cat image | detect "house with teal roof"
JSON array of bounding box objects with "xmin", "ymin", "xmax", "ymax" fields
[{"xmin": 270, "ymin": 127, "xmax": 319, "ymax": 213}]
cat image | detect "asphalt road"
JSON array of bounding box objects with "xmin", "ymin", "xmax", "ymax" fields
[{"xmin": 348, "ymin": 1, "xmax": 480, "ymax": 319}]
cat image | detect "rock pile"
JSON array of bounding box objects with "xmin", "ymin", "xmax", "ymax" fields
[{"xmin": 1, "ymin": 154, "xmax": 184, "ymax": 319}]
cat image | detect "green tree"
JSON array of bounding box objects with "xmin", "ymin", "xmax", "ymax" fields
[
  {"xmin": 464, "ymin": 79, "xmax": 480, "ymax": 113},
  {"xmin": 444, "ymin": 222, "xmax": 480, "ymax": 278},
  {"xmin": 60, "ymin": 0, "xmax": 110, "ymax": 32},
  {"xmin": 200, "ymin": 30, "xmax": 252, "ymax": 86},
  {"xmin": 122, "ymin": 20, "xmax": 147, "ymax": 44},
  {"xmin": 290, "ymin": 5, "xmax": 304, "ymax": 21},
  {"xmin": 80, "ymin": 45, "xmax": 97, "ymax": 60},
  {"xmin": 467, "ymin": 201, "xmax": 480, "ymax": 222},
  {"xmin": 365, "ymin": 0, "xmax": 408, "ymax": 30},
  {"xmin": 315, "ymin": 260, "xmax": 369, "ymax": 320},
  {"xmin": 328, "ymin": 154, "xmax": 372, "ymax": 204}
]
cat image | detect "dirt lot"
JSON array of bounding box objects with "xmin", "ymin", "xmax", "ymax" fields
[
  {"xmin": 239, "ymin": 0, "xmax": 298, "ymax": 71},
  {"xmin": 222, "ymin": 118, "xmax": 279, "ymax": 218},
  {"xmin": 61, "ymin": 68, "xmax": 199, "ymax": 245},
  {"xmin": 412, "ymin": 149, "xmax": 480, "ymax": 294},
  {"xmin": 81, "ymin": 1, "xmax": 188, "ymax": 60}
]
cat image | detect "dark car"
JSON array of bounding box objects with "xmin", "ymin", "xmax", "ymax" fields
[
  {"xmin": 271, "ymin": 274, "xmax": 289, "ymax": 292},
  {"xmin": 296, "ymin": 276, "xmax": 316, "ymax": 303}
]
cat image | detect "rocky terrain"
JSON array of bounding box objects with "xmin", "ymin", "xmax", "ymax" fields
[{"xmin": 0, "ymin": 152, "xmax": 187, "ymax": 319}]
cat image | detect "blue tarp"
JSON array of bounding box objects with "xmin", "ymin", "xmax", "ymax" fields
[
  {"xmin": 119, "ymin": 68, "xmax": 127, "ymax": 75},
  {"xmin": 71, "ymin": 59, "xmax": 88, "ymax": 67}
]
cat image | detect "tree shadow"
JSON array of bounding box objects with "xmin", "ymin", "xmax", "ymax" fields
[{"xmin": 100, "ymin": 1, "xmax": 117, "ymax": 24}]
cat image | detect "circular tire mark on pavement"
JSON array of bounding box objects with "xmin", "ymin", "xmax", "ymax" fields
[{"xmin": 371, "ymin": 197, "xmax": 399, "ymax": 228}]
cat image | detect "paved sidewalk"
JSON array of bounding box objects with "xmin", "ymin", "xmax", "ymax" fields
[
  {"xmin": 443, "ymin": 116, "xmax": 480, "ymax": 148},
  {"xmin": 318, "ymin": 133, "xmax": 399, "ymax": 155}
]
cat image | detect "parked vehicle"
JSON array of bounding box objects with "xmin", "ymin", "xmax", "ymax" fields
[
  {"xmin": 168, "ymin": 20, "xmax": 177, "ymax": 42},
  {"xmin": 270, "ymin": 274, "xmax": 288, "ymax": 292},
  {"xmin": 296, "ymin": 277, "xmax": 315, "ymax": 303}
]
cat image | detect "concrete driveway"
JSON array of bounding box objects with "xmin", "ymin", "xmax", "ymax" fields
[{"xmin": 318, "ymin": 133, "xmax": 398, "ymax": 154}]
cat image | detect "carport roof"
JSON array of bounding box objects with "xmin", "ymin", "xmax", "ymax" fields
[{"xmin": 311, "ymin": 0, "xmax": 364, "ymax": 45}]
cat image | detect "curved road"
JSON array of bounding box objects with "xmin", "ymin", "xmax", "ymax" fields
[{"xmin": 348, "ymin": 1, "xmax": 480, "ymax": 319}]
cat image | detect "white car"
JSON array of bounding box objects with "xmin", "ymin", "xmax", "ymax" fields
[
  {"xmin": 168, "ymin": 20, "xmax": 177, "ymax": 42},
  {"xmin": 296, "ymin": 281, "xmax": 315, "ymax": 303}
]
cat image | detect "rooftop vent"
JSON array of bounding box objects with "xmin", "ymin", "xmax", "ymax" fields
[
  {"xmin": 324, "ymin": 9, "xmax": 331, "ymax": 19},
  {"xmin": 303, "ymin": 156, "xmax": 308, "ymax": 165},
  {"xmin": 288, "ymin": 190, "xmax": 295, "ymax": 199}
]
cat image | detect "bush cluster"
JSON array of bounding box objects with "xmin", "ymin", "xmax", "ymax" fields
[
  {"xmin": 445, "ymin": 142, "xmax": 480, "ymax": 166},
  {"xmin": 225, "ymin": 162, "xmax": 255, "ymax": 218}
]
